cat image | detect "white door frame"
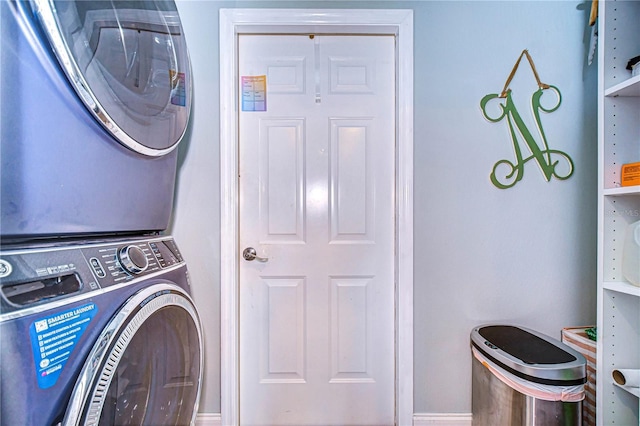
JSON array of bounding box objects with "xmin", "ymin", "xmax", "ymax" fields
[{"xmin": 219, "ymin": 9, "xmax": 414, "ymax": 426}]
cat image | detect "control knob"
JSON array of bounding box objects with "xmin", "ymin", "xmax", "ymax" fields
[{"xmin": 117, "ymin": 245, "xmax": 149, "ymax": 275}]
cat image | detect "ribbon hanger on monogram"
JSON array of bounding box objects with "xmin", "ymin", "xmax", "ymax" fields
[{"xmin": 499, "ymin": 49, "xmax": 549, "ymax": 98}]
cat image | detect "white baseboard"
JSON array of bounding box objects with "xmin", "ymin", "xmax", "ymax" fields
[
  {"xmin": 195, "ymin": 413, "xmax": 222, "ymax": 426},
  {"xmin": 194, "ymin": 412, "xmax": 472, "ymax": 426},
  {"xmin": 413, "ymin": 413, "xmax": 472, "ymax": 426}
]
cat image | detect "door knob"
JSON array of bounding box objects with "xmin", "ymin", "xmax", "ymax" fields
[{"xmin": 243, "ymin": 247, "xmax": 269, "ymax": 262}]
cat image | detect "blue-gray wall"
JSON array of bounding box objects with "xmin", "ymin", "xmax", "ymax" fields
[{"xmin": 170, "ymin": 0, "xmax": 597, "ymax": 416}]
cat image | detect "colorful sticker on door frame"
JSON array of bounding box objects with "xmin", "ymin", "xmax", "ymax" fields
[
  {"xmin": 241, "ymin": 75, "xmax": 267, "ymax": 112},
  {"xmin": 480, "ymin": 50, "xmax": 574, "ymax": 189}
]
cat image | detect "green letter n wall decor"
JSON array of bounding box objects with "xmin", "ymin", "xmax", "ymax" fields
[{"xmin": 480, "ymin": 49, "xmax": 574, "ymax": 189}]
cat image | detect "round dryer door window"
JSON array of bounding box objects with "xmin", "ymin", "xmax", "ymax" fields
[{"xmin": 32, "ymin": 0, "xmax": 191, "ymax": 156}]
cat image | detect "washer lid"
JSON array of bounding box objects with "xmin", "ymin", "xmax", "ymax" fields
[{"xmin": 32, "ymin": 0, "xmax": 191, "ymax": 156}]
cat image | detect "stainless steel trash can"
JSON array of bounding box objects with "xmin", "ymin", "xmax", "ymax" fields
[{"xmin": 471, "ymin": 325, "xmax": 586, "ymax": 426}]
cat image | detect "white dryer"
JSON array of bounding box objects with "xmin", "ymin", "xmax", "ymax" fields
[{"xmin": 1, "ymin": 0, "xmax": 192, "ymax": 240}]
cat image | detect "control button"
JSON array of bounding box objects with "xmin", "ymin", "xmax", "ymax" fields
[
  {"xmin": 0, "ymin": 259, "xmax": 12, "ymax": 278},
  {"xmin": 117, "ymin": 245, "xmax": 149, "ymax": 275},
  {"xmin": 89, "ymin": 257, "xmax": 106, "ymax": 278}
]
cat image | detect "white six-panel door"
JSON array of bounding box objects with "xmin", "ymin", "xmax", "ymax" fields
[{"xmin": 238, "ymin": 34, "xmax": 395, "ymax": 426}]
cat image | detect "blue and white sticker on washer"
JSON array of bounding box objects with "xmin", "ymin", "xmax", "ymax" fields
[{"xmin": 29, "ymin": 303, "xmax": 97, "ymax": 389}]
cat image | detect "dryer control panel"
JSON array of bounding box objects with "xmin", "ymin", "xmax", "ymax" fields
[{"xmin": 0, "ymin": 237, "xmax": 185, "ymax": 317}]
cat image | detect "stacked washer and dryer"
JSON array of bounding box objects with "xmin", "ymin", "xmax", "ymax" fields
[{"xmin": 0, "ymin": 1, "xmax": 203, "ymax": 425}]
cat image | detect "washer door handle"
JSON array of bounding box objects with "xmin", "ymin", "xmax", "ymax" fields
[{"xmin": 242, "ymin": 247, "xmax": 268, "ymax": 263}]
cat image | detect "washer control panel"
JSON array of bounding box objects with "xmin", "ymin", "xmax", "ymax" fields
[
  {"xmin": 84, "ymin": 238, "xmax": 184, "ymax": 286},
  {"xmin": 0, "ymin": 237, "xmax": 185, "ymax": 315}
]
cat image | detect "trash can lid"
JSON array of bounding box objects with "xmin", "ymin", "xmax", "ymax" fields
[{"xmin": 471, "ymin": 325, "xmax": 586, "ymax": 385}]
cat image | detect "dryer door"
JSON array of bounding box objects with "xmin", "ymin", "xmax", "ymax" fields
[
  {"xmin": 31, "ymin": 0, "xmax": 191, "ymax": 156},
  {"xmin": 63, "ymin": 283, "xmax": 203, "ymax": 426}
]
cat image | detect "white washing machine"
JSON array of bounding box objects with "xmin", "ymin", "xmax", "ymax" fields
[{"xmin": 1, "ymin": 0, "xmax": 192, "ymax": 240}]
